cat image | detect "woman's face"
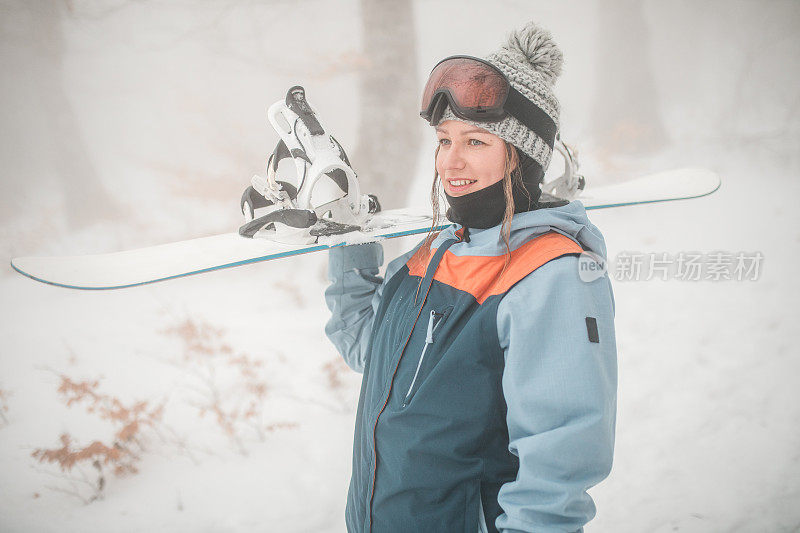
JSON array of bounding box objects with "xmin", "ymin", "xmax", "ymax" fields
[{"xmin": 435, "ymin": 120, "xmax": 507, "ymax": 197}]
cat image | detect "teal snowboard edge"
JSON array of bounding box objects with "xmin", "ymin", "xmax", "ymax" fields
[{"xmin": 583, "ymin": 178, "xmax": 721, "ymax": 210}]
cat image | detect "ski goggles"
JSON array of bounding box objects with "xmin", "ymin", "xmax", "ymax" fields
[{"xmin": 420, "ymin": 55, "xmax": 557, "ymax": 147}]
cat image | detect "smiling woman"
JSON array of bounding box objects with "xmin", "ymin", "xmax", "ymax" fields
[{"xmin": 324, "ymin": 20, "xmax": 617, "ymax": 533}]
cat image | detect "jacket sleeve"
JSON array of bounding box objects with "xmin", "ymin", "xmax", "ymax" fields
[
  {"xmin": 494, "ymin": 255, "xmax": 617, "ymax": 533},
  {"xmin": 324, "ymin": 242, "xmax": 419, "ymax": 373}
]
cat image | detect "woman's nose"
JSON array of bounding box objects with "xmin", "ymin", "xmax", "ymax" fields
[{"xmin": 441, "ymin": 143, "xmax": 466, "ymax": 170}]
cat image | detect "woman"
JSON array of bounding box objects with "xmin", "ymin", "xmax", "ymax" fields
[{"xmin": 325, "ymin": 21, "xmax": 617, "ymax": 533}]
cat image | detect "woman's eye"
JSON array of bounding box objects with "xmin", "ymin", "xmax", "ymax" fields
[
  {"xmin": 468, "ymin": 139, "xmax": 484, "ymax": 146},
  {"xmin": 438, "ymin": 138, "xmax": 450, "ymax": 146}
]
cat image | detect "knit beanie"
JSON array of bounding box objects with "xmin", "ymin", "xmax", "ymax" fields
[{"xmin": 435, "ymin": 21, "xmax": 564, "ymax": 173}]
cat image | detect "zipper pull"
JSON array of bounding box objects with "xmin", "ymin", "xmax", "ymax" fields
[
  {"xmin": 425, "ymin": 310, "xmax": 436, "ymax": 344},
  {"xmin": 426, "ymin": 311, "xmax": 445, "ymax": 344}
]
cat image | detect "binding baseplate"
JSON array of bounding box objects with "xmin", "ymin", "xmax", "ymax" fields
[{"xmin": 239, "ymin": 86, "xmax": 379, "ymax": 244}]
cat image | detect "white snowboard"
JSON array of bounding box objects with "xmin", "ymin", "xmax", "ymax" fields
[{"xmin": 11, "ymin": 167, "xmax": 720, "ymax": 290}]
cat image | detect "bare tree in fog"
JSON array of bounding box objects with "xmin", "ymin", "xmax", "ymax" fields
[
  {"xmin": 18, "ymin": 1, "xmax": 120, "ymax": 229},
  {"xmin": 716, "ymin": 1, "xmax": 800, "ymax": 147},
  {"xmin": 591, "ymin": 0, "xmax": 667, "ymax": 156},
  {"xmin": 349, "ymin": 0, "xmax": 420, "ymax": 209}
]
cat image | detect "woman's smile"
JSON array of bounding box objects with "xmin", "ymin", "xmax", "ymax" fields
[{"xmin": 446, "ymin": 178, "xmax": 478, "ymax": 193}]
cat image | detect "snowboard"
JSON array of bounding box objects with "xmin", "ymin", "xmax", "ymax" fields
[{"xmin": 10, "ymin": 167, "xmax": 720, "ymax": 290}]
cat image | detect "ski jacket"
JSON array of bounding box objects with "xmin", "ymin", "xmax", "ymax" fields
[{"xmin": 324, "ymin": 200, "xmax": 617, "ymax": 533}]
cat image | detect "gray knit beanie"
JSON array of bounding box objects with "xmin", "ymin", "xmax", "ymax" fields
[{"xmin": 435, "ymin": 21, "xmax": 564, "ymax": 171}]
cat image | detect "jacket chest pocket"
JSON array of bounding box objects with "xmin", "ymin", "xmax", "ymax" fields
[{"xmin": 401, "ymin": 305, "xmax": 453, "ymax": 408}]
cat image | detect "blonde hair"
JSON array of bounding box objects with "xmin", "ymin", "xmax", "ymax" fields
[{"xmin": 423, "ymin": 143, "xmax": 527, "ymax": 271}]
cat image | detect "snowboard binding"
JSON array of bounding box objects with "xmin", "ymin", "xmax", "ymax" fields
[
  {"xmin": 540, "ymin": 136, "xmax": 586, "ymax": 202},
  {"xmin": 239, "ymin": 86, "xmax": 380, "ymax": 243}
]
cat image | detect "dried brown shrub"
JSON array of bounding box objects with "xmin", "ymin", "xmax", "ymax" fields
[
  {"xmin": 31, "ymin": 376, "xmax": 164, "ymax": 502},
  {"xmin": 55, "ymin": 376, "xmax": 163, "ymax": 443},
  {"xmin": 323, "ymin": 358, "xmax": 350, "ymax": 391},
  {"xmin": 32, "ymin": 434, "xmax": 126, "ymax": 473},
  {"xmin": 162, "ymin": 317, "xmax": 294, "ymax": 453},
  {"xmin": 162, "ymin": 318, "xmax": 232, "ymax": 360}
]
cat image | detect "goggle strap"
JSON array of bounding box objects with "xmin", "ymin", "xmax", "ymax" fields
[
  {"xmin": 430, "ymin": 93, "xmax": 449, "ymax": 126},
  {"xmin": 506, "ymin": 87, "xmax": 557, "ymax": 148}
]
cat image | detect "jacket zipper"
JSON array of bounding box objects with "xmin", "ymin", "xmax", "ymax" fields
[
  {"xmin": 402, "ymin": 310, "xmax": 443, "ymax": 407},
  {"xmin": 367, "ymin": 237, "xmax": 458, "ymax": 532}
]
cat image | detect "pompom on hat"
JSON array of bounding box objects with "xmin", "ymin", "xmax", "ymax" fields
[{"xmin": 434, "ymin": 21, "xmax": 564, "ymax": 172}]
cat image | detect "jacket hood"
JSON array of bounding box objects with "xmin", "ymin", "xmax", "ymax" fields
[{"xmin": 432, "ymin": 200, "xmax": 608, "ymax": 260}]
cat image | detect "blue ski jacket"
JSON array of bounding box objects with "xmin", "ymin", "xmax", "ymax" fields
[{"xmin": 324, "ymin": 200, "xmax": 617, "ymax": 533}]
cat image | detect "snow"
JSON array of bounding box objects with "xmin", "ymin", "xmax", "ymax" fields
[
  {"xmin": 586, "ymin": 144, "xmax": 800, "ymax": 532},
  {"xmin": 1, "ymin": 1, "xmax": 799, "ymax": 532}
]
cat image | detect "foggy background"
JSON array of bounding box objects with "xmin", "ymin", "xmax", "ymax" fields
[
  {"xmin": 1, "ymin": 1, "xmax": 798, "ymax": 532},
  {"xmin": 2, "ymin": 0, "xmax": 795, "ymax": 257}
]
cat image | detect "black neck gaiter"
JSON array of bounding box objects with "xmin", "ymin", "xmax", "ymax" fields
[{"xmin": 444, "ymin": 147, "xmax": 544, "ymax": 229}]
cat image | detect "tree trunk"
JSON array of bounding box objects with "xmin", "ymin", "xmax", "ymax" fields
[
  {"xmin": 351, "ymin": 0, "xmax": 420, "ymax": 209},
  {"xmin": 27, "ymin": 1, "xmax": 120, "ymax": 229},
  {"xmin": 591, "ymin": 0, "xmax": 667, "ymax": 155}
]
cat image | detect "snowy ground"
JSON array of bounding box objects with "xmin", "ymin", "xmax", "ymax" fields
[{"xmin": 2, "ymin": 1, "xmax": 799, "ymax": 532}]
